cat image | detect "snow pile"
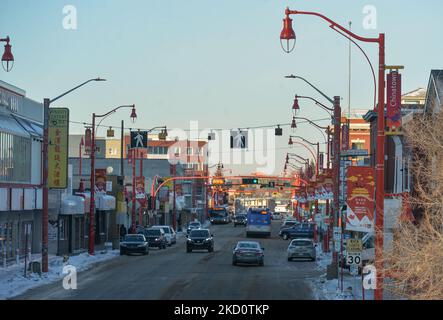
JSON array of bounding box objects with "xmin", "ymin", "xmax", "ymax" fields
[
  {"xmin": 311, "ymin": 247, "xmax": 374, "ymax": 300},
  {"xmin": 0, "ymin": 250, "xmax": 119, "ymax": 300}
]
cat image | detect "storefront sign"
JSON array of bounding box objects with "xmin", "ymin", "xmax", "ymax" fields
[{"xmin": 48, "ymin": 108, "xmax": 69, "ymax": 189}]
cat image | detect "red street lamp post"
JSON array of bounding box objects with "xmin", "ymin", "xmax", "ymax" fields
[
  {"xmin": 1, "ymin": 36, "xmax": 14, "ymax": 72},
  {"xmin": 41, "ymin": 78, "xmax": 106, "ymax": 273},
  {"xmin": 281, "ymin": 7, "xmax": 386, "ymax": 299},
  {"xmin": 90, "ymin": 104, "xmax": 137, "ymax": 254}
]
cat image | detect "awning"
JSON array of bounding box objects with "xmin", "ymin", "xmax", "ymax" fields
[
  {"xmin": 12, "ymin": 114, "xmax": 43, "ymax": 137},
  {"xmin": 0, "ymin": 115, "xmax": 30, "ymax": 138}
]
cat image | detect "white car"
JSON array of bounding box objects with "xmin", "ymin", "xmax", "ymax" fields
[
  {"xmin": 271, "ymin": 212, "xmax": 282, "ymax": 220},
  {"xmin": 152, "ymin": 225, "xmax": 176, "ymax": 246}
]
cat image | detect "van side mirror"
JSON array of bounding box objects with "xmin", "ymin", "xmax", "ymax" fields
[
  {"xmin": 211, "ymin": 234, "xmax": 214, "ymax": 237},
  {"xmin": 261, "ymin": 247, "xmax": 265, "ymax": 250}
]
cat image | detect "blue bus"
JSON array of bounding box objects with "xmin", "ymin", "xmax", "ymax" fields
[
  {"xmin": 246, "ymin": 208, "xmax": 271, "ymax": 238},
  {"xmin": 209, "ymin": 207, "xmax": 230, "ymax": 224}
]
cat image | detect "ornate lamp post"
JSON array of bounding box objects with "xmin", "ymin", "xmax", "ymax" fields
[
  {"xmin": 1, "ymin": 36, "xmax": 14, "ymax": 72},
  {"xmin": 281, "ymin": 7, "xmax": 386, "ymax": 299},
  {"xmin": 89, "ymin": 104, "xmax": 137, "ymax": 254}
]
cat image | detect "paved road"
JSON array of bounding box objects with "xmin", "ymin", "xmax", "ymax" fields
[{"xmin": 15, "ymin": 220, "xmax": 321, "ymax": 300}]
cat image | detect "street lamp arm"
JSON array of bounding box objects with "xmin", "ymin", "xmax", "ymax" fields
[
  {"xmin": 294, "ymin": 95, "xmax": 333, "ymax": 113},
  {"xmin": 94, "ymin": 104, "xmax": 135, "ymax": 119},
  {"xmin": 147, "ymin": 125, "xmax": 167, "ymax": 133},
  {"xmin": 287, "ymin": 153, "xmax": 309, "ymax": 164},
  {"xmin": 49, "ymin": 78, "xmax": 105, "ymax": 104},
  {"xmin": 290, "ymin": 135, "xmax": 318, "ymax": 146},
  {"xmin": 285, "ymin": 8, "xmax": 380, "ymax": 44},
  {"xmin": 294, "ymin": 116, "xmax": 329, "ymax": 130},
  {"xmin": 288, "ymin": 157, "xmax": 308, "ymax": 166},
  {"xmin": 286, "ymin": 75, "xmax": 334, "ymax": 104}
]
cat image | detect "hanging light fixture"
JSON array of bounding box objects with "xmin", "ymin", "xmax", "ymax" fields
[
  {"xmin": 130, "ymin": 105, "xmax": 137, "ymax": 123},
  {"xmin": 107, "ymin": 126, "xmax": 115, "ymax": 138},
  {"xmin": 288, "ymin": 137, "xmax": 293, "ymax": 145},
  {"xmin": 291, "ymin": 117, "xmax": 297, "ymax": 129},
  {"xmin": 280, "ymin": 9, "xmax": 296, "ymax": 53},
  {"xmin": 292, "ymin": 96, "xmax": 300, "ymax": 111},
  {"xmin": 1, "ymin": 36, "xmax": 14, "ymax": 72}
]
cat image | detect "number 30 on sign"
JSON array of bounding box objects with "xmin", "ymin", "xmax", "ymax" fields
[{"xmin": 346, "ymin": 252, "xmax": 362, "ymax": 266}]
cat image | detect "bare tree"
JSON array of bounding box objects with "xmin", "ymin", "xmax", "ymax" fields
[{"xmin": 384, "ymin": 111, "xmax": 443, "ymax": 300}]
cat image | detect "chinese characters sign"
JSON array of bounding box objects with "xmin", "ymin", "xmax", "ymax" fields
[
  {"xmin": 345, "ymin": 166, "xmax": 375, "ymax": 232},
  {"xmin": 48, "ymin": 108, "xmax": 69, "ymax": 189}
]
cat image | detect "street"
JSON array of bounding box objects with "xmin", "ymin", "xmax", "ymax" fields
[{"xmin": 14, "ymin": 221, "xmax": 321, "ymax": 300}]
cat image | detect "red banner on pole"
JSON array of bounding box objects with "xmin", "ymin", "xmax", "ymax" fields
[
  {"xmin": 387, "ymin": 71, "xmax": 402, "ymax": 131},
  {"xmin": 345, "ymin": 166, "xmax": 375, "ymax": 232},
  {"xmin": 341, "ymin": 124, "xmax": 349, "ymax": 150}
]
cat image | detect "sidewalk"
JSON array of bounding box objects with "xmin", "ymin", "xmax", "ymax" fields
[
  {"xmin": 0, "ymin": 248, "xmax": 119, "ymax": 300},
  {"xmin": 311, "ymin": 244, "xmax": 374, "ymax": 300}
]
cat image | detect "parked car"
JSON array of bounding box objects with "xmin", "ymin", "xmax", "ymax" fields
[
  {"xmin": 271, "ymin": 212, "xmax": 282, "ymax": 220},
  {"xmin": 287, "ymin": 238, "xmax": 316, "ymax": 261},
  {"xmin": 280, "ymin": 219, "xmax": 299, "ymax": 230},
  {"xmin": 152, "ymin": 225, "xmax": 176, "ymax": 246},
  {"xmin": 279, "ymin": 223, "xmax": 315, "ymax": 240},
  {"xmin": 232, "ymin": 241, "xmax": 264, "ymax": 266},
  {"xmin": 233, "ymin": 214, "xmax": 247, "ymax": 227},
  {"xmin": 186, "ymin": 221, "xmax": 202, "ymax": 234},
  {"xmin": 119, "ymin": 234, "xmax": 149, "ymax": 256},
  {"xmin": 186, "ymin": 229, "xmax": 214, "ymax": 253},
  {"xmin": 144, "ymin": 228, "xmax": 167, "ymax": 249}
]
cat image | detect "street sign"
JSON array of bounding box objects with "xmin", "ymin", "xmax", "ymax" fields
[
  {"xmin": 346, "ymin": 252, "xmax": 362, "ymax": 266},
  {"xmin": 333, "ymin": 227, "xmax": 342, "ymax": 241},
  {"xmin": 350, "ymin": 264, "xmax": 359, "ymax": 276},
  {"xmin": 212, "ymin": 178, "xmax": 225, "ymax": 185},
  {"xmin": 230, "ymin": 130, "xmax": 248, "ymax": 149},
  {"xmin": 340, "ymin": 149, "xmax": 368, "ymax": 157},
  {"xmin": 346, "ymin": 239, "xmax": 363, "ymax": 252},
  {"xmin": 130, "ymin": 131, "xmax": 148, "ymax": 148},
  {"xmin": 48, "ymin": 108, "xmax": 69, "ymax": 189}
]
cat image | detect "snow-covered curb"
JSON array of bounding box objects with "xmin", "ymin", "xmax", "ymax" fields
[
  {"xmin": 0, "ymin": 250, "xmax": 119, "ymax": 300},
  {"xmin": 311, "ymin": 245, "xmax": 373, "ymax": 300}
]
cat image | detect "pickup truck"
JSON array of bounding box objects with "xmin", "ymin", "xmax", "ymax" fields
[{"xmin": 279, "ymin": 223, "xmax": 315, "ymax": 240}]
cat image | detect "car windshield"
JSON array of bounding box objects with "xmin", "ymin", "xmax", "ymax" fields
[
  {"xmin": 291, "ymin": 240, "xmax": 312, "ymax": 247},
  {"xmin": 145, "ymin": 229, "xmax": 161, "ymax": 236},
  {"xmin": 189, "ymin": 222, "xmax": 200, "ymax": 227},
  {"xmin": 156, "ymin": 227, "xmax": 170, "ymax": 234},
  {"xmin": 124, "ymin": 235, "xmax": 144, "ymax": 242},
  {"xmin": 190, "ymin": 230, "xmax": 209, "ymax": 237},
  {"xmin": 237, "ymin": 242, "xmax": 259, "ymax": 249}
]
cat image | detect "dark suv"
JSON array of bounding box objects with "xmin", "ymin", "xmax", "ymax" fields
[
  {"xmin": 279, "ymin": 223, "xmax": 315, "ymax": 240},
  {"xmin": 144, "ymin": 228, "xmax": 167, "ymax": 249},
  {"xmin": 186, "ymin": 229, "xmax": 214, "ymax": 253},
  {"xmin": 233, "ymin": 214, "xmax": 247, "ymax": 227}
]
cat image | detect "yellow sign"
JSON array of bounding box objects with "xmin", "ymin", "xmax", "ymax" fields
[
  {"xmin": 346, "ymin": 239, "xmax": 362, "ymax": 252},
  {"xmin": 212, "ymin": 178, "xmax": 225, "ymax": 185},
  {"xmin": 48, "ymin": 108, "xmax": 69, "ymax": 189}
]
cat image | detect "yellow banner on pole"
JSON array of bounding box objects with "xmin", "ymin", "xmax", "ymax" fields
[{"xmin": 48, "ymin": 108, "xmax": 69, "ymax": 189}]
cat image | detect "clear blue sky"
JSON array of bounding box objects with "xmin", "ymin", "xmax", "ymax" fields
[{"xmin": 1, "ymin": 0, "xmax": 442, "ymax": 174}]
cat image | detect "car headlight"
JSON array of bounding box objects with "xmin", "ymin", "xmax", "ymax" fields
[
  {"xmin": 205, "ymin": 238, "xmax": 211, "ymax": 242},
  {"xmin": 155, "ymin": 238, "xmax": 159, "ymax": 241}
]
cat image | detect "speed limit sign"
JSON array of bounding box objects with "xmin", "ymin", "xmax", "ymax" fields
[{"xmin": 346, "ymin": 252, "xmax": 362, "ymax": 266}]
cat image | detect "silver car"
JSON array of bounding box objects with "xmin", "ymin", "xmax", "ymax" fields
[
  {"xmin": 287, "ymin": 238, "xmax": 316, "ymax": 261},
  {"xmin": 232, "ymin": 241, "xmax": 264, "ymax": 266},
  {"xmin": 153, "ymin": 225, "xmax": 176, "ymax": 246}
]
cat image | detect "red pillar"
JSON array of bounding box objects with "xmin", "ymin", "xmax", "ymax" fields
[
  {"xmin": 332, "ymin": 97, "xmax": 341, "ymax": 264},
  {"xmin": 375, "ymin": 34, "xmax": 386, "ymax": 300},
  {"xmin": 131, "ymin": 149, "xmax": 136, "ymax": 233},
  {"xmin": 88, "ymin": 114, "xmax": 96, "ymax": 255}
]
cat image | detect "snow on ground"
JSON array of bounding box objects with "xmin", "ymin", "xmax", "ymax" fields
[
  {"xmin": 311, "ymin": 244, "xmax": 374, "ymax": 300},
  {"xmin": 0, "ymin": 249, "xmax": 119, "ymax": 300}
]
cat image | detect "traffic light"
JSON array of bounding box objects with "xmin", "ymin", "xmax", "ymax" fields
[{"xmin": 242, "ymin": 178, "xmax": 259, "ymax": 185}]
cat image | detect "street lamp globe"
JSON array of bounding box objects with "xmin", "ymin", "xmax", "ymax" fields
[
  {"xmin": 292, "ymin": 96, "xmax": 300, "ymax": 112},
  {"xmin": 280, "ymin": 9, "xmax": 296, "ymax": 53},
  {"xmin": 130, "ymin": 105, "xmax": 137, "ymax": 123},
  {"xmin": 291, "ymin": 117, "xmax": 297, "ymax": 129},
  {"xmin": 1, "ymin": 37, "xmax": 14, "ymax": 72}
]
